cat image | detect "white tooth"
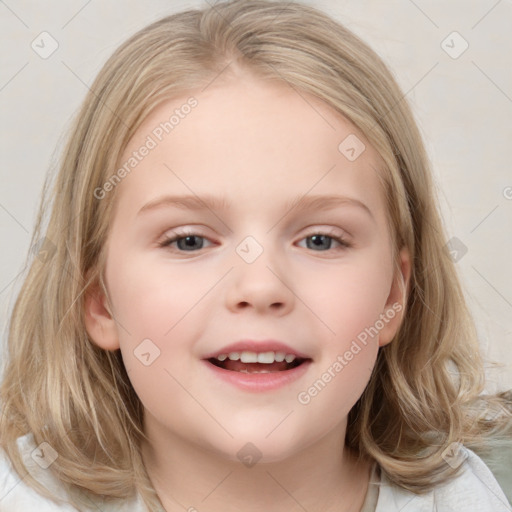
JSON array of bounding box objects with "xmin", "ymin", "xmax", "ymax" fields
[
  {"xmin": 216, "ymin": 354, "xmax": 228, "ymax": 361},
  {"xmin": 228, "ymin": 352, "xmax": 240, "ymax": 361},
  {"xmin": 284, "ymin": 354, "xmax": 296, "ymax": 363},
  {"xmin": 240, "ymin": 351, "xmax": 258, "ymax": 363},
  {"xmin": 237, "ymin": 369, "xmax": 271, "ymax": 374},
  {"xmin": 257, "ymin": 352, "xmax": 275, "ymax": 364},
  {"xmin": 274, "ymin": 352, "xmax": 286, "ymax": 362}
]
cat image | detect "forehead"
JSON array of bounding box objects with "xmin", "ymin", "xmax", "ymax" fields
[{"xmin": 111, "ymin": 77, "xmax": 388, "ymax": 225}]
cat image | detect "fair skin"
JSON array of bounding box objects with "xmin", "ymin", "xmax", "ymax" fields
[{"xmin": 85, "ymin": 73, "xmax": 410, "ymax": 512}]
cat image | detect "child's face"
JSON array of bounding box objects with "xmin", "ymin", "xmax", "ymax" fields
[{"xmin": 87, "ymin": 75, "xmax": 409, "ymax": 463}]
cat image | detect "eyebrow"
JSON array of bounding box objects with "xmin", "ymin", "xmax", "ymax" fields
[{"xmin": 137, "ymin": 193, "xmax": 374, "ymax": 219}]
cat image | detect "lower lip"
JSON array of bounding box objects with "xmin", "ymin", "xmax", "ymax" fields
[{"xmin": 202, "ymin": 359, "xmax": 313, "ymax": 392}]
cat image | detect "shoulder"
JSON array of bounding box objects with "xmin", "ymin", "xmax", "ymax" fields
[
  {"xmin": 375, "ymin": 446, "xmax": 511, "ymax": 512},
  {"xmin": 0, "ymin": 432, "xmax": 145, "ymax": 511},
  {"xmin": 0, "ymin": 433, "xmax": 67, "ymax": 510},
  {"xmin": 433, "ymin": 447, "xmax": 511, "ymax": 511}
]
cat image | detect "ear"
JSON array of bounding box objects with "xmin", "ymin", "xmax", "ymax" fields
[
  {"xmin": 83, "ymin": 279, "xmax": 120, "ymax": 351},
  {"xmin": 378, "ymin": 246, "xmax": 411, "ymax": 347}
]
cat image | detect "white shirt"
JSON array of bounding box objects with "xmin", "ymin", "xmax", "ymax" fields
[{"xmin": 0, "ymin": 433, "xmax": 510, "ymax": 511}]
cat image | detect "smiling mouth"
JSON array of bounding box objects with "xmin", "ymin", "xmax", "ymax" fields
[{"xmin": 207, "ymin": 357, "xmax": 309, "ymax": 373}]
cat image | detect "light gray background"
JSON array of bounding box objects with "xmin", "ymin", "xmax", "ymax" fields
[{"xmin": 1, "ymin": 0, "xmax": 511, "ymax": 391}]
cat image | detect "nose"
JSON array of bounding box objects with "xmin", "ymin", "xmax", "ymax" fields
[{"xmin": 225, "ymin": 246, "xmax": 295, "ymax": 316}]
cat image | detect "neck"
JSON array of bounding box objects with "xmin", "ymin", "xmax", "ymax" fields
[{"xmin": 140, "ymin": 413, "xmax": 371, "ymax": 512}]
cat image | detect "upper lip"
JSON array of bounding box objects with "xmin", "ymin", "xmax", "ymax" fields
[{"xmin": 202, "ymin": 340, "xmax": 312, "ymax": 360}]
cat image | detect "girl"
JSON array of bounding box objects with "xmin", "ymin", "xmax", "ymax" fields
[{"xmin": 1, "ymin": 1, "xmax": 511, "ymax": 511}]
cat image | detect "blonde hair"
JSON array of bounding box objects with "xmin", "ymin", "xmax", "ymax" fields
[{"xmin": 1, "ymin": 0, "xmax": 511, "ymax": 510}]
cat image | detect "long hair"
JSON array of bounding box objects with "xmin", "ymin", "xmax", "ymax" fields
[{"xmin": 1, "ymin": 1, "xmax": 510, "ymax": 510}]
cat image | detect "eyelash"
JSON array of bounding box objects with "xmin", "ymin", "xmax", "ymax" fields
[{"xmin": 158, "ymin": 228, "xmax": 352, "ymax": 253}]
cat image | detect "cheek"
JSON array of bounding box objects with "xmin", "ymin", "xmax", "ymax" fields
[
  {"xmin": 294, "ymin": 253, "xmax": 389, "ymax": 411},
  {"xmin": 107, "ymin": 254, "xmax": 212, "ymax": 337},
  {"xmin": 301, "ymin": 253, "xmax": 392, "ymax": 342},
  {"xmin": 297, "ymin": 344, "xmax": 377, "ymax": 411},
  {"xmin": 106, "ymin": 251, "xmax": 222, "ymax": 377},
  {"xmin": 107, "ymin": 259, "xmax": 208, "ymax": 426}
]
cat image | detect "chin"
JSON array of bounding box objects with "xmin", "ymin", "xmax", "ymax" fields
[{"xmin": 204, "ymin": 434, "xmax": 309, "ymax": 467}]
